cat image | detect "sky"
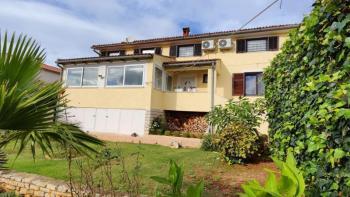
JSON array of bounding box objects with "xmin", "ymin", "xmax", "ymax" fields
[{"xmin": 0, "ymin": 0, "xmax": 314, "ymax": 65}]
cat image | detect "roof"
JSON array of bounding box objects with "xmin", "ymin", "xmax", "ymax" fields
[
  {"xmin": 56, "ymin": 54, "xmax": 153, "ymax": 65},
  {"xmin": 41, "ymin": 64, "xmax": 61, "ymax": 74},
  {"xmin": 163, "ymin": 59, "xmax": 219, "ymax": 67},
  {"xmin": 92, "ymin": 24, "xmax": 298, "ymax": 50}
]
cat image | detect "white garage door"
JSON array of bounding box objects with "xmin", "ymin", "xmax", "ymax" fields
[{"xmin": 64, "ymin": 108, "xmax": 145, "ymax": 136}]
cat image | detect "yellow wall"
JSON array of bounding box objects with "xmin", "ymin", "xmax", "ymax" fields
[{"xmin": 63, "ymin": 30, "xmax": 290, "ymax": 114}]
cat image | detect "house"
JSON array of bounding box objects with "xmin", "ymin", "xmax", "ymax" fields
[
  {"xmin": 56, "ymin": 24, "xmax": 297, "ymax": 136},
  {"xmin": 39, "ymin": 64, "xmax": 61, "ymax": 83}
]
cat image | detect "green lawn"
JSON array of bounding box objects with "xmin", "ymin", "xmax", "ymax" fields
[{"xmin": 4, "ymin": 142, "xmax": 274, "ymax": 196}]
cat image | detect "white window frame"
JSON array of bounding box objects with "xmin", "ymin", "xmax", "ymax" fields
[
  {"xmin": 66, "ymin": 67, "xmax": 83, "ymax": 87},
  {"xmin": 81, "ymin": 67, "xmax": 99, "ymax": 88},
  {"xmin": 105, "ymin": 64, "xmax": 145, "ymax": 88}
]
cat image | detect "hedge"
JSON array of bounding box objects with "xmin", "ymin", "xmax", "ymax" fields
[{"xmin": 264, "ymin": 0, "xmax": 350, "ymax": 195}]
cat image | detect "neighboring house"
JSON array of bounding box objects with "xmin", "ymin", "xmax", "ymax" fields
[
  {"xmin": 56, "ymin": 24, "xmax": 297, "ymax": 136},
  {"xmin": 39, "ymin": 64, "xmax": 61, "ymax": 83}
]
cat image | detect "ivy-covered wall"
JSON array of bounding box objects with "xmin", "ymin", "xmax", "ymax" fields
[{"xmin": 264, "ymin": 0, "xmax": 350, "ymax": 195}]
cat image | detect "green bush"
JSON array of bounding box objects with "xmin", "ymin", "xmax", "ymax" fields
[
  {"xmin": 200, "ymin": 134, "xmax": 219, "ymax": 151},
  {"xmin": 207, "ymin": 97, "xmax": 265, "ymax": 132},
  {"xmin": 164, "ymin": 130, "xmax": 171, "ymax": 136},
  {"xmin": 149, "ymin": 116, "xmax": 166, "ymax": 135},
  {"xmin": 240, "ymin": 151, "xmax": 305, "ymax": 197},
  {"xmin": 264, "ymin": 0, "xmax": 350, "ymax": 194},
  {"xmin": 217, "ymin": 124, "xmax": 261, "ymax": 164}
]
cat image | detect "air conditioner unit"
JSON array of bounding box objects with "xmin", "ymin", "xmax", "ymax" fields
[
  {"xmin": 201, "ymin": 40, "xmax": 215, "ymax": 50},
  {"xmin": 218, "ymin": 38, "xmax": 232, "ymax": 49}
]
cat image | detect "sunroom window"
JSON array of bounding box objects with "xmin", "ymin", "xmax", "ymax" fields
[
  {"xmin": 106, "ymin": 67, "xmax": 124, "ymax": 86},
  {"xmin": 67, "ymin": 68, "xmax": 82, "ymax": 87},
  {"xmin": 82, "ymin": 67, "xmax": 98, "ymax": 86},
  {"xmin": 124, "ymin": 65, "xmax": 144, "ymax": 85}
]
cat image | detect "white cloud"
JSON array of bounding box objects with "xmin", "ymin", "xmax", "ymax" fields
[{"xmin": 0, "ymin": 0, "xmax": 314, "ymax": 65}]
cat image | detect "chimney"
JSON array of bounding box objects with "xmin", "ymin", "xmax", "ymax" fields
[{"xmin": 182, "ymin": 27, "xmax": 190, "ymax": 37}]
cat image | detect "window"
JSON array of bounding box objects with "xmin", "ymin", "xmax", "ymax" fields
[
  {"xmin": 245, "ymin": 73, "xmax": 264, "ymax": 96},
  {"xmin": 166, "ymin": 75, "xmax": 173, "ymax": 91},
  {"xmin": 82, "ymin": 67, "xmax": 98, "ymax": 86},
  {"xmin": 107, "ymin": 67, "xmax": 124, "ymax": 86},
  {"xmin": 142, "ymin": 48, "xmax": 155, "ymax": 54},
  {"xmin": 178, "ymin": 46, "xmax": 194, "ymax": 57},
  {"xmin": 67, "ymin": 68, "xmax": 82, "ymax": 87},
  {"xmin": 154, "ymin": 67, "xmax": 163, "ymax": 89},
  {"xmin": 106, "ymin": 65, "xmax": 144, "ymax": 87},
  {"xmin": 236, "ymin": 36, "xmax": 278, "ymax": 53},
  {"xmin": 124, "ymin": 65, "xmax": 144, "ymax": 85},
  {"xmin": 247, "ymin": 39, "xmax": 267, "ymax": 52},
  {"xmin": 202, "ymin": 74, "xmax": 208, "ymax": 83}
]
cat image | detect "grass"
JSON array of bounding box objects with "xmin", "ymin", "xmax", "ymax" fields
[{"xmin": 3, "ymin": 142, "xmax": 275, "ymax": 196}]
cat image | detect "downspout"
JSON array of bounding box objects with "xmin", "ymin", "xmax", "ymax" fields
[{"xmin": 210, "ymin": 61, "xmax": 216, "ymax": 134}]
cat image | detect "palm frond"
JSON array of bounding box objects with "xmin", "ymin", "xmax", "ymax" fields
[{"xmin": 0, "ymin": 123, "xmax": 104, "ymax": 160}]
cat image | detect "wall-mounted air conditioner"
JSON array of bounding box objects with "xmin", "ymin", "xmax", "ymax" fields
[
  {"xmin": 201, "ymin": 40, "xmax": 215, "ymax": 50},
  {"xmin": 218, "ymin": 38, "xmax": 233, "ymax": 49}
]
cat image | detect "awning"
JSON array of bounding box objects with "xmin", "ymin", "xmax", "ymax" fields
[{"xmin": 56, "ymin": 54, "xmax": 153, "ymax": 65}]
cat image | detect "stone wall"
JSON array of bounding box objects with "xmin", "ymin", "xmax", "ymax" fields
[
  {"xmin": 0, "ymin": 171, "xmax": 71, "ymax": 197},
  {"xmin": 144, "ymin": 109, "xmax": 164, "ymax": 134}
]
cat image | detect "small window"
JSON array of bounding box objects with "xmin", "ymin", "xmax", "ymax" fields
[
  {"xmin": 166, "ymin": 75, "xmax": 173, "ymax": 91},
  {"xmin": 67, "ymin": 68, "xmax": 82, "ymax": 87},
  {"xmin": 142, "ymin": 48, "xmax": 155, "ymax": 54},
  {"xmin": 107, "ymin": 67, "xmax": 124, "ymax": 86},
  {"xmin": 245, "ymin": 73, "xmax": 264, "ymax": 96},
  {"xmin": 178, "ymin": 45, "xmax": 194, "ymax": 57},
  {"xmin": 154, "ymin": 67, "xmax": 163, "ymax": 89},
  {"xmin": 247, "ymin": 39, "xmax": 267, "ymax": 52},
  {"xmin": 82, "ymin": 67, "xmax": 98, "ymax": 86},
  {"xmin": 124, "ymin": 66, "xmax": 143, "ymax": 85},
  {"xmin": 202, "ymin": 74, "xmax": 208, "ymax": 83}
]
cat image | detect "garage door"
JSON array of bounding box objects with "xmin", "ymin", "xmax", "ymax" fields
[{"xmin": 64, "ymin": 108, "xmax": 145, "ymax": 136}]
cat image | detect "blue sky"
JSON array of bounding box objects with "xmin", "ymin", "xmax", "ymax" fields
[{"xmin": 0, "ymin": 0, "xmax": 314, "ymax": 65}]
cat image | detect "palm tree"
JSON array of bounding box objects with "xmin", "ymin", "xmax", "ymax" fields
[{"xmin": 0, "ymin": 32, "xmax": 103, "ymax": 158}]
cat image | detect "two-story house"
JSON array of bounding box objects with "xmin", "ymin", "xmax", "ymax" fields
[{"xmin": 57, "ymin": 24, "xmax": 297, "ymax": 136}]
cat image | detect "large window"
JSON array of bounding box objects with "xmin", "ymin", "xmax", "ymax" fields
[
  {"xmin": 178, "ymin": 46, "xmax": 194, "ymax": 57},
  {"xmin": 67, "ymin": 68, "xmax": 82, "ymax": 87},
  {"xmin": 245, "ymin": 73, "xmax": 264, "ymax": 96},
  {"xmin": 106, "ymin": 67, "xmax": 124, "ymax": 86},
  {"xmin": 125, "ymin": 66, "xmax": 144, "ymax": 85},
  {"xmin": 106, "ymin": 65, "xmax": 144, "ymax": 86},
  {"xmin": 154, "ymin": 67, "xmax": 163, "ymax": 89},
  {"xmin": 82, "ymin": 67, "xmax": 98, "ymax": 86},
  {"xmin": 247, "ymin": 39, "xmax": 267, "ymax": 52}
]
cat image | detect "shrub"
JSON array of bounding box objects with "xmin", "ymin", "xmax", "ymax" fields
[
  {"xmin": 240, "ymin": 151, "xmax": 305, "ymax": 197},
  {"xmin": 264, "ymin": 0, "xmax": 350, "ymax": 194},
  {"xmin": 164, "ymin": 130, "xmax": 171, "ymax": 136},
  {"xmin": 217, "ymin": 124, "xmax": 261, "ymax": 164},
  {"xmin": 200, "ymin": 134, "xmax": 219, "ymax": 151},
  {"xmin": 149, "ymin": 116, "xmax": 166, "ymax": 135},
  {"xmin": 207, "ymin": 97, "xmax": 265, "ymax": 132}
]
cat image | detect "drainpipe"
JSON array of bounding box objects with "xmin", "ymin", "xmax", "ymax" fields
[{"xmin": 210, "ymin": 62, "xmax": 216, "ymax": 134}]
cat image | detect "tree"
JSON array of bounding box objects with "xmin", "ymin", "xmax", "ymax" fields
[{"xmin": 0, "ymin": 32, "xmax": 103, "ymax": 158}]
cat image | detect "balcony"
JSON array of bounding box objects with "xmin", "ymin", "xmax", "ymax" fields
[{"xmin": 162, "ymin": 91, "xmax": 210, "ymax": 112}]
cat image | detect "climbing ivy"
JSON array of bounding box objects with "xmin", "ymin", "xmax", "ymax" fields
[{"xmin": 264, "ymin": 0, "xmax": 350, "ymax": 195}]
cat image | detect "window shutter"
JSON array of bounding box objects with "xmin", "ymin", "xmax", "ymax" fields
[
  {"xmin": 169, "ymin": 45, "xmax": 177, "ymax": 57},
  {"xmin": 193, "ymin": 44, "xmax": 202, "ymax": 56},
  {"xmin": 268, "ymin": 36, "xmax": 278, "ymax": 51},
  {"xmin": 119, "ymin": 50, "xmax": 126, "ymax": 56},
  {"xmin": 236, "ymin": 39, "xmax": 246, "ymax": 53},
  {"xmin": 155, "ymin": 47, "xmax": 162, "ymax": 55},
  {"xmin": 232, "ymin": 73, "xmax": 244, "ymax": 96},
  {"xmin": 134, "ymin": 48, "xmax": 140, "ymax": 55}
]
